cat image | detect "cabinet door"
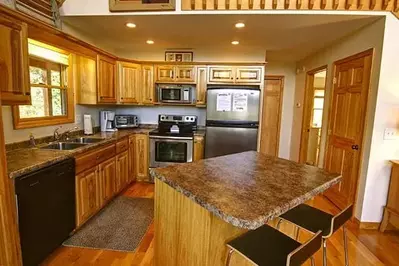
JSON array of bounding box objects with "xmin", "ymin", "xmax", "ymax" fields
[
  {"xmin": 76, "ymin": 167, "xmax": 100, "ymax": 227},
  {"xmin": 0, "ymin": 15, "xmax": 30, "ymax": 105},
  {"xmin": 236, "ymin": 67, "xmax": 263, "ymax": 84},
  {"xmin": 99, "ymin": 157, "xmax": 116, "ymax": 207},
  {"xmin": 142, "ymin": 65, "xmax": 154, "ymax": 104},
  {"xmin": 75, "ymin": 55, "xmax": 97, "ymax": 105},
  {"xmin": 97, "ymin": 55, "xmax": 117, "ymax": 103},
  {"xmin": 196, "ymin": 67, "xmax": 207, "ymax": 105},
  {"xmin": 116, "ymin": 151, "xmax": 129, "ymax": 192},
  {"xmin": 135, "ymin": 134, "xmax": 149, "ymax": 181},
  {"xmin": 156, "ymin": 65, "xmax": 175, "ymax": 82},
  {"xmin": 128, "ymin": 135, "xmax": 137, "ymax": 182},
  {"xmin": 175, "ymin": 66, "xmax": 196, "ymax": 83},
  {"xmin": 117, "ymin": 62, "xmax": 140, "ymax": 104},
  {"xmin": 193, "ymin": 135, "xmax": 205, "ymax": 161},
  {"xmin": 208, "ymin": 67, "xmax": 235, "ymax": 83}
]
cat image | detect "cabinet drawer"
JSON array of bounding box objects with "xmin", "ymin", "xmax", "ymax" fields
[
  {"xmin": 116, "ymin": 138, "xmax": 129, "ymax": 154},
  {"xmin": 75, "ymin": 144, "xmax": 116, "ymax": 174}
]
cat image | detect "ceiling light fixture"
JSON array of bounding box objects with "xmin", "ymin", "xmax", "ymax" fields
[
  {"xmin": 231, "ymin": 41, "xmax": 239, "ymax": 45},
  {"xmin": 235, "ymin": 22, "xmax": 245, "ymax": 28},
  {"xmin": 146, "ymin": 40, "xmax": 154, "ymax": 44},
  {"xmin": 126, "ymin": 22, "xmax": 136, "ymax": 28}
]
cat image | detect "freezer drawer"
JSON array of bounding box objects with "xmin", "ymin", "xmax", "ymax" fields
[{"xmin": 205, "ymin": 126, "xmax": 258, "ymax": 158}]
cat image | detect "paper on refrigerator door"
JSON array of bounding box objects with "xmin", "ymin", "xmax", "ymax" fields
[
  {"xmin": 216, "ymin": 92, "xmax": 232, "ymax": 111},
  {"xmin": 232, "ymin": 92, "xmax": 248, "ymax": 112}
]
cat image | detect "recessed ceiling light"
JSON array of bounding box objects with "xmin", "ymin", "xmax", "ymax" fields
[
  {"xmin": 126, "ymin": 22, "xmax": 136, "ymax": 28},
  {"xmin": 235, "ymin": 22, "xmax": 245, "ymax": 28},
  {"xmin": 231, "ymin": 41, "xmax": 239, "ymax": 45},
  {"xmin": 146, "ymin": 40, "xmax": 154, "ymax": 44}
]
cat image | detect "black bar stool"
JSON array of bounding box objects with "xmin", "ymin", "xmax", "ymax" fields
[
  {"xmin": 225, "ymin": 224, "xmax": 322, "ymax": 266},
  {"xmin": 277, "ymin": 204, "xmax": 353, "ymax": 266}
]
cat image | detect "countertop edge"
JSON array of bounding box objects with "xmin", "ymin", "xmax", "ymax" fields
[{"xmin": 151, "ymin": 168, "xmax": 342, "ymax": 230}]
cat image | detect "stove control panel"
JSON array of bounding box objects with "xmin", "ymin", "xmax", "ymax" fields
[{"xmin": 159, "ymin": 115, "xmax": 197, "ymax": 123}]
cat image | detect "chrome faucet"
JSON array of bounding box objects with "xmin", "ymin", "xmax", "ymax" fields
[
  {"xmin": 53, "ymin": 127, "xmax": 61, "ymax": 142},
  {"xmin": 61, "ymin": 126, "xmax": 79, "ymax": 141}
]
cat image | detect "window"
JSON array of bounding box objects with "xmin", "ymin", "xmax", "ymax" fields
[{"xmin": 12, "ymin": 40, "xmax": 74, "ymax": 129}]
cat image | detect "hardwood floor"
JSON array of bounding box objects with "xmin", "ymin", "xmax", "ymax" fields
[{"xmin": 43, "ymin": 182, "xmax": 399, "ymax": 266}]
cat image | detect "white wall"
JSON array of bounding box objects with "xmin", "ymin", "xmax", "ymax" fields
[
  {"xmin": 265, "ymin": 62, "xmax": 296, "ymax": 159},
  {"xmin": 360, "ymin": 14, "xmax": 399, "ymax": 222},
  {"xmin": 292, "ymin": 17, "xmax": 385, "ymax": 220}
]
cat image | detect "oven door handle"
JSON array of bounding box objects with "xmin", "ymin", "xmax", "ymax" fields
[{"xmin": 149, "ymin": 135, "xmax": 193, "ymax": 141}]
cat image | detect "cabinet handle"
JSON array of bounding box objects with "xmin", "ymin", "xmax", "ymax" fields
[
  {"xmin": 25, "ymin": 92, "xmax": 31, "ymax": 96},
  {"xmin": 230, "ymin": 77, "xmax": 233, "ymax": 80},
  {"xmin": 121, "ymin": 97, "xmax": 124, "ymax": 99}
]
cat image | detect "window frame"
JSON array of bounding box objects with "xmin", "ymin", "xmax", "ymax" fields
[{"xmin": 12, "ymin": 53, "xmax": 74, "ymax": 129}]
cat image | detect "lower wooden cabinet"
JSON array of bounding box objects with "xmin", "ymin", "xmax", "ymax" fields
[
  {"xmin": 193, "ymin": 135, "xmax": 205, "ymax": 161},
  {"xmin": 76, "ymin": 167, "xmax": 100, "ymax": 227},
  {"xmin": 128, "ymin": 135, "xmax": 136, "ymax": 182},
  {"xmin": 99, "ymin": 157, "xmax": 116, "ymax": 207},
  {"xmin": 116, "ymin": 150, "xmax": 129, "ymax": 192},
  {"xmin": 134, "ymin": 134, "xmax": 149, "ymax": 181}
]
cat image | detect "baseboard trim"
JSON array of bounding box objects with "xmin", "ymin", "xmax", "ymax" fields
[{"xmin": 355, "ymin": 218, "xmax": 380, "ymax": 230}]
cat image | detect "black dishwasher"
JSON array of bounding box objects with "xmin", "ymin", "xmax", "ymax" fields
[{"xmin": 15, "ymin": 158, "xmax": 76, "ymax": 266}]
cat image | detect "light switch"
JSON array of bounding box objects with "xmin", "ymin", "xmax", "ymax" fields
[{"xmin": 384, "ymin": 128, "xmax": 398, "ymax": 140}]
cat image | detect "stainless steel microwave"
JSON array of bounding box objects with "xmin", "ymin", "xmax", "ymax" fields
[
  {"xmin": 115, "ymin": 115, "xmax": 139, "ymax": 128},
  {"xmin": 157, "ymin": 84, "xmax": 194, "ymax": 104}
]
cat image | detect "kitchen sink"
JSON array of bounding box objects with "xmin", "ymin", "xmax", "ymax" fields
[
  {"xmin": 68, "ymin": 137, "xmax": 105, "ymax": 144},
  {"xmin": 40, "ymin": 142, "xmax": 88, "ymax": 151}
]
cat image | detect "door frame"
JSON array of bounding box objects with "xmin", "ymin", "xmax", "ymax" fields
[
  {"xmin": 323, "ymin": 49, "xmax": 374, "ymax": 210},
  {"xmin": 299, "ymin": 65, "xmax": 328, "ymax": 165}
]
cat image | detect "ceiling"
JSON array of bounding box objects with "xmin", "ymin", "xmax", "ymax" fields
[{"xmin": 62, "ymin": 14, "xmax": 381, "ymax": 62}]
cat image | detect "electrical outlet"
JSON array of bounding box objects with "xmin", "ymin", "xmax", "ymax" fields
[
  {"xmin": 75, "ymin": 115, "xmax": 82, "ymax": 124},
  {"xmin": 384, "ymin": 128, "xmax": 398, "ymax": 140}
]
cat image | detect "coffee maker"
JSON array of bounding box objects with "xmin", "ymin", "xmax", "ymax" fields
[{"xmin": 100, "ymin": 111, "xmax": 118, "ymax": 132}]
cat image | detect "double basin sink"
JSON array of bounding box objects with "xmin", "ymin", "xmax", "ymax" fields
[{"xmin": 40, "ymin": 137, "xmax": 105, "ymax": 151}]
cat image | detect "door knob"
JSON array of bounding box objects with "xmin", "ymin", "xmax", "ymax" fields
[{"xmin": 351, "ymin": 145, "xmax": 359, "ymax": 150}]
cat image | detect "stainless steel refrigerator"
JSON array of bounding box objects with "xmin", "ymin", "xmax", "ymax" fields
[{"xmin": 205, "ymin": 86, "xmax": 260, "ymax": 158}]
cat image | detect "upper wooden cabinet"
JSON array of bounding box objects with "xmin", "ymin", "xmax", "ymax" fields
[
  {"xmin": 208, "ymin": 66, "xmax": 263, "ymax": 84},
  {"xmin": 155, "ymin": 65, "xmax": 196, "ymax": 83},
  {"xmin": 117, "ymin": 61, "xmax": 141, "ymax": 104},
  {"xmin": 97, "ymin": 54, "xmax": 117, "ymax": 104},
  {"xmin": 0, "ymin": 14, "xmax": 30, "ymax": 105},
  {"xmin": 141, "ymin": 65, "xmax": 154, "ymax": 104},
  {"xmin": 75, "ymin": 55, "xmax": 97, "ymax": 105},
  {"xmin": 196, "ymin": 67, "xmax": 207, "ymax": 105}
]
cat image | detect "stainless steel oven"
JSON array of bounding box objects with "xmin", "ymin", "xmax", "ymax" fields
[
  {"xmin": 157, "ymin": 84, "xmax": 194, "ymax": 104},
  {"xmin": 150, "ymin": 135, "xmax": 193, "ymax": 168}
]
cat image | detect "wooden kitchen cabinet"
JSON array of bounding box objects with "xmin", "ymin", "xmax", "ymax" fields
[
  {"xmin": 97, "ymin": 54, "xmax": 117, "ymax": 103},
  {"xmin": 141, "ymin": 65, "xmax": 154, "ymax": 104},
  {"xmin": 129, "ymin": 135, "xmax": 137, "ymax": 182},
  {"xmin": 117, "ymin": 61, "xmax": 141, "ymax": 104},
  {"xmin": 193, "ymin": 135, "xmax": 205, "ymax": 161},
  {"xmin": 155, "ymin": 65, "xmax": 196, "ymax": 83},
  {"xmin": 76, "ymin": 167, "xmax": 100, "ymax": 227},
  {"xmin": 208, "ymin": 67, "xmax": 235, "ymax": 83},
  {"xmin": 0, "ymin": 13, "xmax": 30, "ymax": 105},
  {"xmin": 156, "ymin": 65, "xmax": 175, "ymax": 82},
  {"xmin": 381, "ymin": 161, "xmax": 399, "ymax": 232},
  {"xmin": 236, "ymin": 67, "xmax": 263, "ymax": 83},
  {"xmin": 116, "ymin": 151, "xmax": 129, "ymax": 192},
  {"xmin": 208, "ymin": 66, "xmax": 263, "ymax": 84},
  {"xmin": 99, "ymin": 157, "xmax": 116, "ymax": 207},
  {"xmin": 134, "ymin": 134, "xmax": 149, "ymax": 181},
  {"xmin": 75, "ymin": 55, "xmax": 97, "ymax": 105},
  {"xmin": 175, "ymin": 66, "xmax": 196, "ymax": 83},
  {"xmin": 196, "ymin": 67, "xmax": 207, "ymax": 105}
]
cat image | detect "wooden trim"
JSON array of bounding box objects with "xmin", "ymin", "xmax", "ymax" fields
[
  {"xmin": 109, "ymin": 0, "xmax": 176, "ymax": 11},
  {"xmin": 354, "ymin": 217, "xmax": 381, "ymax": 230}
]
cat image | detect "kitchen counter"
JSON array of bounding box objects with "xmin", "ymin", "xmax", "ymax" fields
[{"xmin": 7, "ymin": 127, "xmax": 154, "ymax": 179}]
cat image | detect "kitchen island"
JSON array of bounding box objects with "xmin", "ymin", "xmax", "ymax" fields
[{"xmin": 151, "ymin": 151, "xmax": 341, "ymax": 266}]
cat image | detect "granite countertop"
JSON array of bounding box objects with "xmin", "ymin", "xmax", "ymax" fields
[
  {"xmin": 6, "ymin": 127, "xmax": 155, "ymax": 179},
  {"xmin": 151, "ymin": 151, "xmax": 341, "ymax": 230}
]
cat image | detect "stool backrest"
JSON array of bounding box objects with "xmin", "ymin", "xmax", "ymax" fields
[
  {"xmin": 286, "ymin": 230, "xmax": 322, "ymax": 266},
  {"xmin": 331, "ymin": 204, "xmax": 353, "ymax": 235}
]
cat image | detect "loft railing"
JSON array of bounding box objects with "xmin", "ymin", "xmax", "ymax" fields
[{"xmin": 181, "ymin": 0, "xmax": 399, "ymax": 15}]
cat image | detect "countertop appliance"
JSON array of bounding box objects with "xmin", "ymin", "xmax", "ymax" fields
[
  {"xmin": 157, "ymin": 84, "xmax": 194, "ymax": 104},
  {"xmin": 100, "ymin": 111, "xmax": 118, "ymax": 132},
  {"xmin": 84, "ymin": 114, "xmax": 93, "ymax": 135},
  {"xmin": 149, "ymin": 115, "xmax": 197, "ymax": 174},
  {"xmin": 115, "ymin": 114, "xmax": 139, "ymax": 128},
  {"xmin": 205, "ymin": 86, "xmax": 260, "ymax": 158},
  {"xmin": 15, "ymin": 158, "xmax": 75, "ymax": 266}
]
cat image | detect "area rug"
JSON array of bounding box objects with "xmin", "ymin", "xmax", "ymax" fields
[{"xmin": 63, "ymin": 196, "xmax": 154, "ymax": 252}]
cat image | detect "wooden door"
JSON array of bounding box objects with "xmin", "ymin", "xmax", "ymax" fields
[
  {"xmin": 208, "ymin": 67, "xmax": 235, "ymax": 83},
  {"xmin": 142, "ymin": 65, "xmax": 154, "ymax": 104},
  {"xmin": 97, "ymin": 55, "xmax": 117, "ymax": 103},
  {"xmin": 135, "ymin": 134, "xmax": 149, "ymax": 181},
  {"xmin": 196, "ymin": 67, "xmax": 207, "ymax": 105},
  {"xmin": 116, "ymin": 151, "xmax": 129, "ymax": 192},
  {"xmin": 117, "ymin": 62, "xmax": 140, "ymax": 104},
  {"xmin": 128, "ymin": 135, "xmax": 137, "ymax": 182},
  {"xmin": 99, "ymin": 157, "xmax": 116, "ymax": 207},
  {"xmin": 76, "ymin": 166, "xmax": 100, "ymax": 226},
  {"xmin": 156, "ymin": 65, "xmax": 175, "ymax": 82},
  {"xmin": 260, "ymin": 76, "xmax": 284, "ymax": 156},
  {"xmin": 75, "ymin": 55, "xmax": 97, "ymax": 105},
  {"xmin": 324, "ymin": 50, "xmax": 373, "ymax": 210},
  {"xmin": 175, "ymin": 66, "xmax": 196, "ymax": 83},
  {"xmin": 0, "ymin": 14, "xmax": 30, "ymax": 105},
  {"xmin": 193, "ymin": 135, "xmax": 205, "ymax": 161},
  {"xmin": 236, "ymin": 67, "xmax": 263, "ymax": 84}
]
